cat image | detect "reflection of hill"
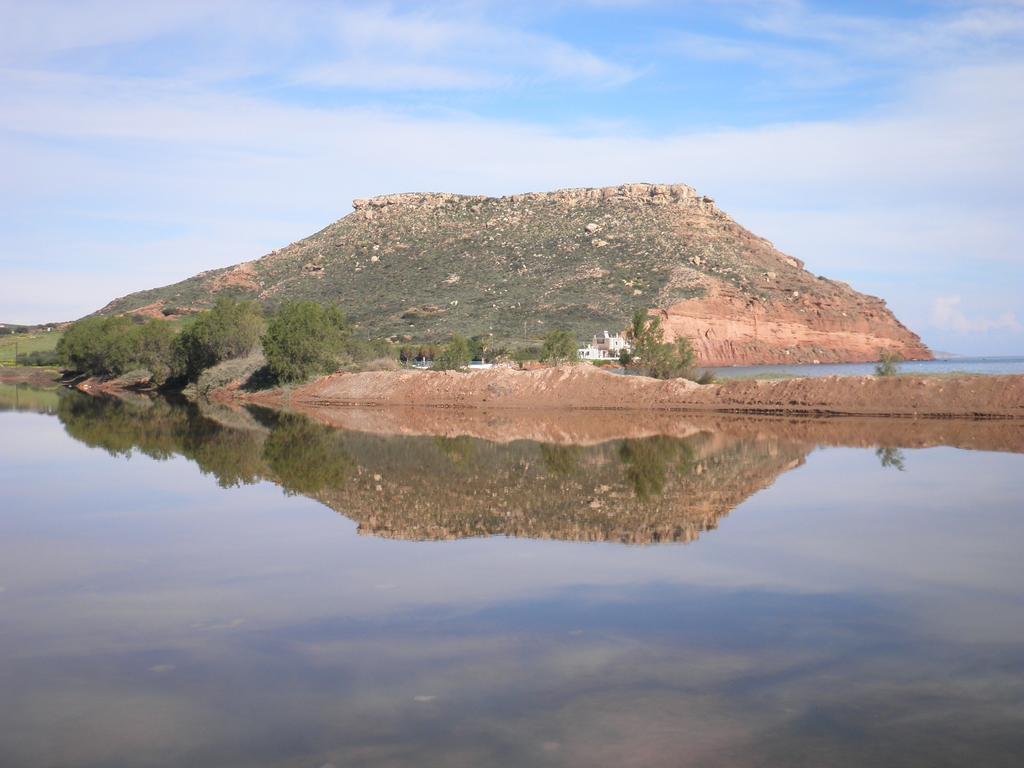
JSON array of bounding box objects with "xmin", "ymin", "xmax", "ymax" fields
[
  {"xmin": 284, "ymin": 404, "xmax": 1024, "ymax": 454},
  {"xmin": 317, "ymin": 431, "xmax": 805, "ymax": 544},
  {"xmin": 50, "ymin": 393, "xmax": 807, "ymax": 545},
  {"xmin": 45, "ymin": 392, "xmax": 1024, "ymax": 543}
]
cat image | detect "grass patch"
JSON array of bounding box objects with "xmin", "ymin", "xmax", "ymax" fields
[{"xmin": 0, "ymin": 329, "xmax": 62, "ymax": 366}]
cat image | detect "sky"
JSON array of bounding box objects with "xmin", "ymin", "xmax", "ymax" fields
[{"xmin": 1, "ymin": 0, "xmax": 1022, "ymax": 355}]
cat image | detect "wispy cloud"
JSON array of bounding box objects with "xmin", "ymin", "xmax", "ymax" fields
[
  {"xmin": 666, "ymin": 1, "xmax": 1024, "ymax": 91},
  {"xmin": 931, "ymin": 296, "xmax": 1023, "ymax": 334},
  {"xmin": 0, "ymin": 2, "xmax": 635, "ymax": 91}
]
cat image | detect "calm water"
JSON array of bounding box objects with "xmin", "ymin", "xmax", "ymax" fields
[
  {"xmin": 711, "ymin": 355, "xmax": 1024, "ymax": 379},
  {"xmin": 2, "ymin": 389, "xmax": 1024, "ymax": 767}
]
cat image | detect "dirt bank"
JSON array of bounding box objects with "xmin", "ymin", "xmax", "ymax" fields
[
  {"xmin": 0, "ymin": 366, "xmax": 61, "ymax": 387},
  {"xmin": 225, "ymin": 364, "xmax": 1024, "ymax": 420}
]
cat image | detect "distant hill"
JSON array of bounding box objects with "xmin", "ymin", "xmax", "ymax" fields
[{"xmin": 95, "ymin": 183, "xmax": 930, "ymax": 366}]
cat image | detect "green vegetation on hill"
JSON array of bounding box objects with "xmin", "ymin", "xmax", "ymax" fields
[{"xmin": 94, "ymin": 185, "xmax": 792, "ymax": 345}]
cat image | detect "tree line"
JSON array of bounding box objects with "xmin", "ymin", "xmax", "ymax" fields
[
  {"xmin": 57, "ymin": 299, "xmax": 360, "ymax": 385},
  {"xmin": 57, "ymin": 300, "xmax": 707, "ymax": 386}
]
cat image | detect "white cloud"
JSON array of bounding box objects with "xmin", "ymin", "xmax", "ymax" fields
[
  {"xmin": 930, "ymin": 296, "xmax": 1023, "ymax": 334},
  {"xmin": 0, "ymin": 2, "xmax": 635, "ymax": 91}
]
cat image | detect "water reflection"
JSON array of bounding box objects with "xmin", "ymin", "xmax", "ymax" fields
[
  {"xmin": 876, "ymin": 446, "xmax": 907, "ymax": 471},
  {"xmin": 47, "ymin": 392, "xmax": 811, "ymax": 544},
  {"xmin": 2, "ymin": 390, "xmax": 1024, "ymax": 767},
  {"xmin": 0, "ymin": 381, "xmax": 60, "ymax": 414}
]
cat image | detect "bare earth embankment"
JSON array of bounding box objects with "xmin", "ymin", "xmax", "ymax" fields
[{"xmin": 223, "ymin": 364, "xmax": 1024, "ymax": 419}]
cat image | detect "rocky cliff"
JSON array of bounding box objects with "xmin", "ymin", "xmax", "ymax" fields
[{"xmin": 97, "ymin": 183, "xmax": 930, "ymax": 366}]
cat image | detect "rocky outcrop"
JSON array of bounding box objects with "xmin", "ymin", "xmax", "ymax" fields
[
  {"xmin": 96, "ymin": 182, "xmax": 930, "ymax": 366},
  {"xmin": 659, "ymin": 293, "xmax": 929, "ymax": 367}
]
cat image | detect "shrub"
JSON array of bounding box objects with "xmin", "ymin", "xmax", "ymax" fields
[
  {"xmin": 175, "ymin": 298, "xmax": 265, "ymax": 380},
  {"xmin": 540, "ymin": 330, "xmax": 579, "ymax": 364},
  {"xmin": 511, "ymin": 345, "xmax": 542, "ymax": 369},
  {"xmin": 875, "ymin": 349, "xmax": 902, "ymax": 377},
  {"xmin": 625, "ymin": 310, "xmax": 698, "ymax": 380},
  {"xmin": 262, "ymin": 301, "xmax": 350, "ymax": 382},
  {"xmin": 16, "ymin": 349, "xmax": 61, "ymax": 367},
  {"xmin": 433, "ymin": 334, "xmax": 472, "ymax": 371}
]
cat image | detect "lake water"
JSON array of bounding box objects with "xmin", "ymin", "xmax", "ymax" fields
[
  {"xmin": 711, "ymin": 355, "xmax": 1024, "ymax": 379},
  {"xmin": 2, "ymin": 388, "xmax": 1024, "ymax": 767}
]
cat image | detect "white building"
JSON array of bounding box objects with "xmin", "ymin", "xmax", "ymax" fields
[{"xmin": 578, "ymin": 330, "xmax": 631, "ymax": 361}]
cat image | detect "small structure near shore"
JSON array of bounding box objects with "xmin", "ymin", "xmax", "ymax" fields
[{"xmin": 578, "ymin": 330, "xmax": 631, "ymax": 361}]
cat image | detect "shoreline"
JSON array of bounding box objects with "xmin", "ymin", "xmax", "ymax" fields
[
  {"xmin": 219, "ymin": 364, "xmax": 1024, "ymax": 420},
  {"xmin": 10, "ymin": 363, "xmax": 1022, "ymax": 422}
]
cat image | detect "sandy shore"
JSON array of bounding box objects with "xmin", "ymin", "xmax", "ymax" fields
[{"xmin": 223, "ymin": 364, "xmax": 1024, "ymax": 420}]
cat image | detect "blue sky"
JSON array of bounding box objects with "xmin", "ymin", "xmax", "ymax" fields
[{"xmin": 2, "ymin": 0, "xmax": 1022, "ymax": 354}]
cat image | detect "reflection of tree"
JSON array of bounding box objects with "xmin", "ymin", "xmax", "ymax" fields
[
  {"xmin": 58, "ymin": 393, "xmax": 265, "ymax": 487},
  {"xmin": 433, "ymin": 436, "xmax": 476, "ymax": 465},
  {"xmin": 540, "ymin": 443, "xmax": 583, "ymax": 477},
  {"xmin": 262, "ymin": 413, "xmax": 353, "ymax": 495},
  {"xmin": 182, "ymin": 421, "xmax": 264, "ymax": 489},
  {"xmin": 59, "ymin": 394, "xmax": 181, "ymax": 459},
  {"xmin": 618, "ymin": 436, "xmax": 697, "ymax": 499},
  {"xmin": 876, "ymin": 447, "xmax": 906, "ymax": 472}
]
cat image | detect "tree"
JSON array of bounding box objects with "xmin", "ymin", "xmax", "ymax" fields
[
  {"xmin": 541, "ymin": 329, "xmax": 579, "ymax": 364},
  {"xmin": 433, "ymin": 334, "xmax": 472, "ymax": 371},
  {"xmin": 875, "ymin": 349, "xmax": 902, "ymax": 377},
  {"xmin": 57, "ymin": 316, "xmax": 177, "ymax": 381},
  {"xmin": 175, "ymin": 298, "xmax": 265, "ymax": 380},
  {"xmin": 262, "ymin": 301, "xmax": 350, "ymax": 382},
  {"xmin": 58, "ymin": 316, "xmax": 132, "ymax": 376},
  {"xmin": 625, "ymin": 309, "xmax": 697, "ymax": 380},
  {"xmin": 131, "ymin": 320, "xmax": 178, "ymax": 383}
]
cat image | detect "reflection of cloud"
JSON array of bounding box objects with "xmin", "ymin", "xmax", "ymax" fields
[{"xmin": 930, "ymin": 295, "xmax": 1023, "ymax": 334}]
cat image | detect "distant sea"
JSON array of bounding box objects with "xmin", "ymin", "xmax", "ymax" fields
[{"xmin": 710, "ymin": 356, "xmax": 1024, "ymax": 379}]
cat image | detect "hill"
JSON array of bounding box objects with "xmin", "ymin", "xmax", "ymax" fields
[{"xmin": 95, "ymin": 183, "xmax": 930, "ymax": 366}]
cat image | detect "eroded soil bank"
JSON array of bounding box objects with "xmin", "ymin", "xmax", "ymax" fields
[
  {"xmin": 0, "ymin": 367, "xmax": 61, "ymax": 387},
  {"xmin": 221, "ymin": 364, "xmax": 1024, "ymax": 420}
]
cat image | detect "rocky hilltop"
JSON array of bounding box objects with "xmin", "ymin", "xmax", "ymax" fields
[{"xmin": 98, "ymin": 183, "xmax": 930, "ymax": 366}]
